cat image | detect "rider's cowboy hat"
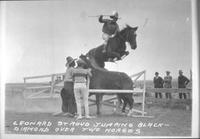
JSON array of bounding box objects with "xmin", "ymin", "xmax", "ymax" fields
[
  {"xmin": 65, "ymin": 56, "xmax": 75, "ymax": 67},
  {"xmin": 155, "ymin": 72, "xmax": 159, "ymax": 75},
  {"xmin": 110, "ymin": 11, "xmax": 119, "ymax": 19}
]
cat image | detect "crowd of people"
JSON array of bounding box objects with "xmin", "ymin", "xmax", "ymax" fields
[{"xmin": 153, "ymin": 70, "xmax": 190, "ymax": 99}]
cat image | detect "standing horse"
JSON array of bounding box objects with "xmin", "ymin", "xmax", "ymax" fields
[
  {"xmin": 86, "ymin": 25, "xmax": 138, "ymax": 68},
  {"xmin": 80, "ymin": 54, "xmax": 134, "ymax": 115}
]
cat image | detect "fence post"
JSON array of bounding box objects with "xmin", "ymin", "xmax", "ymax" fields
[
  {"xmin": 50, "ymin": 74, "xmax": 55, "ymax": 97},
  {"xmin": 142, "ymin": 70, "xmax": 146, "ymax": 116}
]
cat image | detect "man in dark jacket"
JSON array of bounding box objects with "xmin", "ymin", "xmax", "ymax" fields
[
  {"xmin": 153, "ymin": 72, "xmax": 164, "ymax": 98},
  {"xmin": 98, "ymin": 11, "xmax": 120, "ymax": 57},
  {"xmin": 178, "ymin": 70, "xmax": 190, "ymax": 99},
  {"xmin": 54, "ymin": 56, "xmax": 77, "ymax": 117}
]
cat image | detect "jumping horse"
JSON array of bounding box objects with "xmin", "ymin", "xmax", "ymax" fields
[
  {"xmin": 79, "ymin": 54, "xmax": 135, "ymax": 115},
  {"xmin": 86, "ymin": 25, "xmax": 138, "ymax": 68}
]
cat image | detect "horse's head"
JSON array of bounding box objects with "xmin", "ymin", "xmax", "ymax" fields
[
  {"xmin": 79, "ymin": 54, "xmax": 108, "ymax": 72},
  {"xmin": 121, "ymin": 25, "xmax": 138, "ymax": 50},
  {"xmin": 79, "ymin": 54, "xmax": 92, "ymax": 68}
]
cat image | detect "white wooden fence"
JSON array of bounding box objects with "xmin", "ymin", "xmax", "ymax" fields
[{"xmin": 22, "ymin": 70, "xmax": 192, "ymax": 117}]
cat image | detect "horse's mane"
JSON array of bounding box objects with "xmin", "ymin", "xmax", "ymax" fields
[
  {"xmin": 89, "ymin": 56, "xmax": 108, "ymax": 72},
  {"xmin": 119, "ymin": 26, "xmax": 127, "ymax": 33},
  {"xmin": 80, "ymin": 54, "xmax": 107, "ymax": 72},
  {"xmin": 119, "ymin": 24, "xmax": 131, "ymax": 34}
]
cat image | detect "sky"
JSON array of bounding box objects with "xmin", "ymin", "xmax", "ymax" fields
[{"xmin": 1, "ymin": 0, "xmax": 192, "ymax": 83}]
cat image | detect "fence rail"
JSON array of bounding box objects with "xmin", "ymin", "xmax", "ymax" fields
[{"xmin": 146, "ymin": 88, "xmax": 191, "ymax": 93}]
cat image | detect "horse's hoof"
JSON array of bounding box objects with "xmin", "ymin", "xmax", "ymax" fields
[
  {"xmin": 113, "ymin": 57, "xmax": 118, "ymax": 61},
  {"xmin": 125, "ymin": 51, "xmax": 129, "ymax": 55}
]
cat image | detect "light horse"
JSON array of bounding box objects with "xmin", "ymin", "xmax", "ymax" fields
[
  {"xmin": 86, "ymin": 25, "xmax": 138, "ymax": 68},
  {"xmin": 80, "ymin": 54, "xmax": 135, "ymax": 115}
]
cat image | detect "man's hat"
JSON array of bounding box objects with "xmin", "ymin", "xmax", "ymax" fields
[
  {"xmin": 110, "ymin": 11, "xmax": 119, "ymax": 19},
  {"xmin": 66, "ymin": 56, "xmax": 75, "ymax": 67},
  {"xmin": 155, "ymin": 72, "xmax": 159, "ymax": 75},
  {"xmin": 179, "ymin": 70, "xmax": 183, "ymax": 73},
  {"xmin": 166, "ymin": 71, "xmax": 170, "ymax": 73}
]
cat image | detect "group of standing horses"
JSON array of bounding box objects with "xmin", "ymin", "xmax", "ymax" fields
[{"xmin": 62, "ymin": 25, "xmax": 138, "ymax": 115}]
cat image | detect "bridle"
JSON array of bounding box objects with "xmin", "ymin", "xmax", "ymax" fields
[{"xmin": 118, "ymin": 27, "xmax": 135, "ymax": 44}]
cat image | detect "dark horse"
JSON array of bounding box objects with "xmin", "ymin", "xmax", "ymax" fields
[
  {"xmin": 80, "ymin": 54, "xmax": 134, "ymax": 115},
  {"xmin": 86, "ymin": 25, "xmax": 138, "ymax": 68}
]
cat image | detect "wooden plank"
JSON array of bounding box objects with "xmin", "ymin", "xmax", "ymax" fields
[
  {"xmin": 24, "ymin": 73, "xmax": 65, "ymax": 80},
  {"xmin": 24, "ymin": 74, "xmax": 53, "ymax": 79},
  {"xmin": 89, "ymin": 89, "xmax": 138, "ymax": 93},
  {"xmin": 26, "ymin": 86, "xmax": 51, "ymax": 89},
  {"xmin": 89, "ymin": 88, "xmax": 191, "ymax": 94}
]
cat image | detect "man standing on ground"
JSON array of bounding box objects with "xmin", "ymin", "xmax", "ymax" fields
[
  {"xmin": 178, "ymin": 70, "xmax": 190, "ymax": 99},
  {"xmin": 153, "ymin": 72, "xmax": 164, "ymax": 99},
  {"xmin": 164, "ymin": 71, "xmax": 172, "ymax": 99}
]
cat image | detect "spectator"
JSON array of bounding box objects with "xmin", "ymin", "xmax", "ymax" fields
[
  {"xmin": 153, "ymin": 72, "xmax": 164, "ymax": 98},
  {"xmin": 72, "ymin": 58, "xmax": 93, "ymax": 119},
  {"xmin": 163, "ymin": 71, "xmax": 172, "ymax": 99},
  {"xmin": 178, "ymin": 70, "xmax": 190, "ymax": 99}
]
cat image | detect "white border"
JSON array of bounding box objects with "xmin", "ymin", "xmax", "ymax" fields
[
  {"xmin": 1, "ymin": 1, "xmax": 6, "ymax": 139},
  {"xmin": 1, "ymin": 0, "xmax": 199, "ymax": 139},
  {"xmin": 191, "ymin": 0, "xmax": 199, "ymax": 137}
]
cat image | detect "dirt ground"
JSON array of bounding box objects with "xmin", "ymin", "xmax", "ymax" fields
[
  {"xmin": 4, "ymin": 86, "xmax": 192, "ymax": 137},
  {"xmin": 5, "ymin": 101, "xmax": 191, "ymax": 136}
]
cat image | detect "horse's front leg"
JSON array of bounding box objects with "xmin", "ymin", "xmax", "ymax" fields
[
  {"xmin": 106, "ymin": 51, "xmax": 121, "ymax": 60},
  {"xmin": 96, "ymin": 94, "xmax": 103, "ymax": 115},
  {"xmin": 119, "ymin": 51, "xmax": 129, "ymax": 60}
]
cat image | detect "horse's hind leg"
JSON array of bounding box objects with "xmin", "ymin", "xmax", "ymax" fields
[
  {"xmin": 127, "ymin": 95, "xmax": 134, "ymax": 116},
  {"xmin": 106, "ymin": 51, "xmax": 121, "ymax": 60},
  {"xmin": 122, "ymin": 99, "xmax": 127, "ymax": 113}
]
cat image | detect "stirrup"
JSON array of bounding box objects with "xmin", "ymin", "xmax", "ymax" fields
[{"xmin": 102, "ymin": 49, "xmax": 106, "ymax": 53}]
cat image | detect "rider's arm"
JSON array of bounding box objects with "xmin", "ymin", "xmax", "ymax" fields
[
  {"xmin": 99, "ymin": 15, "xmax": 110, "ymax": 23},
  {"xmin": 111, "ymin": 24, "xmax": 120, "ymax": 38},
  {"xmin": 87, "ymin": 69, "xmax": 92, "ymax": 77}
]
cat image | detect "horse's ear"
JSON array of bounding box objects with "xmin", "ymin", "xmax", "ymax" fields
[
  {"xmin": 80, "ymin": 53, "xmax": 86, "ymax": 57},
  {"xmin": 134, "ymin": 26, "xmax": 138, "ymax": 31},
  {"xmin": 126, "ymin": 24, "xmax": 131, "ymax": 28}
]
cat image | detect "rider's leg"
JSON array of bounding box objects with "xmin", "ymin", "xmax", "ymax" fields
[
  {"xmin": 102, "ymin": 41, "xmax": 107, "ymax": 53},
  {"xmin": 102, "ymin": 33, "xmax": 109, "ymax": 53}
]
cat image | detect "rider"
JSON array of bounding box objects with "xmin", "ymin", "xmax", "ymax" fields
[{"xmin": 99, "ymin": 11, "xmax": 120, "ymax": 59}]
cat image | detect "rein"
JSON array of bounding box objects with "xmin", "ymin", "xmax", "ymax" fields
[{"xmin": 118, "ymin": 28, "xmax": 131, "ymax": 43}]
